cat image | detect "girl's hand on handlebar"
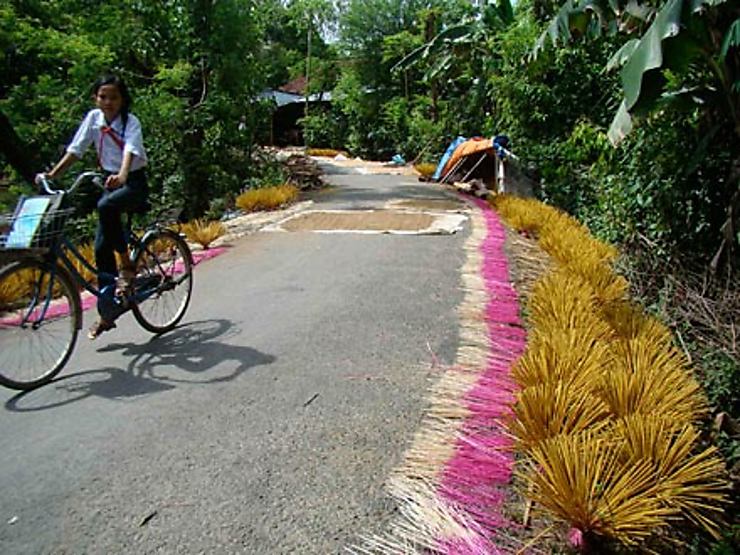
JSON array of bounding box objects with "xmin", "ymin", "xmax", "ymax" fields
[
  {"xmin": 34, "ymin": 172, "xmax": 55, "ymax": 194},
  {"xmin": 104, "ymin": 173, "xmax": 126, "ymax": 190}
]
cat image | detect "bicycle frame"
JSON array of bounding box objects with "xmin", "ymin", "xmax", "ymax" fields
[
  {"xmin": 50, "ymin": 227, "xmax": 177, "ymax": 305},
  {"xmin": 14, "ymin": 262, "xmax": 66, "ymax": 330},
  {"xmin": 0, "ymin": 171, "xmax": 194, "ymax": 390},
  {"xmin": 21, "ymin": 172, "xmax": 182, "ymax": 315},
  {"xmin": 52, "ymin": 236, "xmax": 115, "ymax": 299}
]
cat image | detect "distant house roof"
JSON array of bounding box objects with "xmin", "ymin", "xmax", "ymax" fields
[
  {"xmin": 258, "ymin": 89, "xmax": 304, "ymax": 107},
  {"xmin": 258, "ymin": 89, "xmax": 332, "ymax": 108},
  {"xmin": 279, "ymin": 76, "xmax": 308, "ymax": 95}
]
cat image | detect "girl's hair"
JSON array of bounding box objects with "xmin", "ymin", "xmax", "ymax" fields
[{"xmin": 92, "ymin": 74, "xmax": 132, "ymax": 132}]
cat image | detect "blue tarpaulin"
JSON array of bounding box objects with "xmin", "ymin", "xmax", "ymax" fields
[{"xmin": 432, "ymin": 136, "xmax": 466, "ymax": 181}]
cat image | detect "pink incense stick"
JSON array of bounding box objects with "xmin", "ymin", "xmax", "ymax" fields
[{"xmin": 435, "ymin": 198, "xmax": 527, "ymax": 553}]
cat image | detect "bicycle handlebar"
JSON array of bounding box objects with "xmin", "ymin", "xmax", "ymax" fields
[{"xmin": 36, "ymin": 171, "xmax": 104, "ymax": 195}]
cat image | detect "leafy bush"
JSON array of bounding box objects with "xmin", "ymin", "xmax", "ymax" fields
[
  {"xmin": 701, "ymin": 351, "xmax": 740, "ymax": 416},
  {"xmin": 300, "ymin": 110, "xmax": 347, "ymax": 149},
  {"xmin": 406, "ymin": 96, "xmax": 446, "ymax": 162},
  {"xmin": 243, "ymin": 150, "xmax": 289, "ymax": 190},
  {"xmin": 1, "ymin": 3, "xmax": 270, "ymax": 222}
]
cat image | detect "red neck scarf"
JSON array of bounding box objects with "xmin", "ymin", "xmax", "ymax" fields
[{"xmin": 98, "ymin": 125, "xmax": 125, "ymax": 169}]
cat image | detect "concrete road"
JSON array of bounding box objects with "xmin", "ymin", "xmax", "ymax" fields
[{"xmin": 0, "ymin": 163, "xmax": 469, "ymax": 554}]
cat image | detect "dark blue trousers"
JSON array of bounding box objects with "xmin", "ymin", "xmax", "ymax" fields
[{"xmin": 94, "ymin": 169, "xmax": 148, "ymax": 279}]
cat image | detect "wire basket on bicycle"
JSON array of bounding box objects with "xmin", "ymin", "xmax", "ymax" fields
[
  {"xmin": 0, "ymin": 195, "xmax": 75, "ymax": 251},
  {"xmin": 0, "ymin": 172, "xmax": 194, "ymax": 391}
]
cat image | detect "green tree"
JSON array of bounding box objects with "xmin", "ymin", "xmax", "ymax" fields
[
  {"xmin": 1, "ymin": 0, "xmax": 271, "ymax": 219},
  {"xmin": 532, "ymin": 0, "xmax": 739, "ymax": 269}
]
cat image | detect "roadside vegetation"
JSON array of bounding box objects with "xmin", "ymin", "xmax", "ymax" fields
[{"xmin": 1, "ymin": 0, "xmax": 737, "ymax": 551}]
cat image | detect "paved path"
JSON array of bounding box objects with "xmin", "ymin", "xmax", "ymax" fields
[{"xmin": 0, "ymin": 163, "xmax": 470, "ymax": 554}]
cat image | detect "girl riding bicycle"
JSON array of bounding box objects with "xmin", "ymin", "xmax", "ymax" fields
[{"xmin": 36, "ymin": 74, "xmax": 149, "ymax": 339}]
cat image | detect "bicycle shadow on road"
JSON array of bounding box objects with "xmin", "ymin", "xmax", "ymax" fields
[
  {"xmin": 5, "ymin": 319, "xmax": 275, "ymax": 412},
  {"xmin": 100, "ymin": 318, "xmax": 276, "ymax": 385}
]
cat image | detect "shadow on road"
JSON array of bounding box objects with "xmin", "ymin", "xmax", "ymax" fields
[{"xmin": 4, "ymin": 319, "xmax": 275, "ymax": 412}]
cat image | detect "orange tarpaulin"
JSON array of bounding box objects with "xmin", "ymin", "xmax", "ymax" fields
[{"xmin": 440, "ymin": 137, "xmax": 494, "ymax": 178}]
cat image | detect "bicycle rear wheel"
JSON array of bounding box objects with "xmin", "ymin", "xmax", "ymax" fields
[
  {"xmin": 132, "ymin": 229, "xmax": 193, "ymax": 333},
  {"xmin": 0, "ymin": 259, "xmax": 81, "ymax": 390}
]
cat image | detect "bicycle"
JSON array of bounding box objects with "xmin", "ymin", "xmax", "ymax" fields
[{"xmin": 0, "ymin": 171, "xmax": 193, "ymax": 391}]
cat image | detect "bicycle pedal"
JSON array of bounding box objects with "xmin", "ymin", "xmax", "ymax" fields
[{"xmin": 114, "ymin": 292, "xmax": 131, "ymax": 309}]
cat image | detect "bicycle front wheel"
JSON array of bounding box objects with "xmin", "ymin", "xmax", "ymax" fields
[
  {"xmin": 0, "ymin": 259, "xmax": 81, "ymax": 390},
  {"xmin": 132, "ymin": 229, "xmax": 193, "ymax": 333}
]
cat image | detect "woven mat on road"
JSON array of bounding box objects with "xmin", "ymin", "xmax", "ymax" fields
[{"xmin": 269, "ymin": 209, "xmax": 467, "ymax": 235}]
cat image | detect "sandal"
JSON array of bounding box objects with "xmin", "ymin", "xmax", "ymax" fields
[{"xmin": 88, "ymin": 318, "xmax": 117, "ymax": 340}]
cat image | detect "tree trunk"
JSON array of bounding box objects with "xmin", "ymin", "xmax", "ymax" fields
[
  {"xmin": 180, "ymin": 124, "xmax": 209, "ymax": 221},
  {"xmin": 180, "ymin": 54, "xmax": 211, "ymax": 221},
  {"xmin": 179, "ymin": 0, "xmax": 212, "ymax": 221},
  {"xmin": 0, "ymin": 109, "xmax": 40, "ymax": 184},
  {"xmin": 425, "ymin": 11, "xmax": 439, "ymax": 122}
]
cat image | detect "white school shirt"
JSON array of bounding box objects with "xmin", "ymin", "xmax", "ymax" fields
[{"xmin": 66, "ymin": 109, "xmax": 148, "ymax": 173}]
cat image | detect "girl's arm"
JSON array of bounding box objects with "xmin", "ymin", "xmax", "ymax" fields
[
  {"xmin": 36, "ymin": 110, "xmax": 93, "ymax": 185},
  {"xmin": 104, "ymin": 150, "xmax": 134, "ymax": 190},
  {"xmin": 46, "ymin": 152, "xmax": 79, "ymax": 179}
]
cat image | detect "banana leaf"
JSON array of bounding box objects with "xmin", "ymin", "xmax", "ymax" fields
[
  {"xmin": 536, "ymin": 0, "xmax": 731, "ymax": 144},
  {"xmin": 496, "ymin": 0, "xmax": 515, "ymax": 25},
  {"xmin": 620, "ymin": 0, "xmax": 683, "ymax": 111},
  {"xmin": 532, "ymin": 0, "xmax": 628, "ymax": 58},
  {"xmin": 721, "ymin": 18, "xmax": 740, "ymax": 57},
  {"xmin": 606, "ymin": 38, "xmax": 640, "ymax": 71},
  {"xmin": 391, "ymin": 24, "xmax": 474, "ymax": 72},
  {"xmin": 624, "ymin": 0, "xmax": 654, "ymax": 21},
  {"xmin": 425, "ymin": 53, "xmax": 454, "ymax": 83}
]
